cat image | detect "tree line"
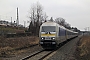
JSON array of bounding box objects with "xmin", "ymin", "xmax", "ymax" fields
[{"xmin": 28, "ymin": 2, "xmax": 80, "ymax": 36}]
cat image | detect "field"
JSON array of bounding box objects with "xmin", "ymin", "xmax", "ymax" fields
[
  {"xmin": 0, "ymin": 36, "xmax": 39, "ymax": 57},
  {"xmin": 0, "ymin": 26, "xmax": 26, "ymax": 36},
  {"xmin": 75, "ymin": 35, "xmax": 90, "ymax": 60}
]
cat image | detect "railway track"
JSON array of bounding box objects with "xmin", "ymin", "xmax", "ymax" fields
[
  {"xmin": 21, "ymin": 49, "xmax": 55, "ymax": 60},
  {"xmin": 20, "ymin": 36, "xmax": 78, "ymax": 60}
]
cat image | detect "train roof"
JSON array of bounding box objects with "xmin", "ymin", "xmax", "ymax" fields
[
  {"xmin": 41, "ymin": 21, "xmax": 57, "ymax": 26},
  {"xmin": 41, "ymin": 22, "xmax": 66, "ymax": 29},
  {"xmin": 41, "ymin": 22, "xmax": 78, "ymax": 33},
  {"xmin": 66, "ymin": 28, "xmax": 78, "ymax": 33}
]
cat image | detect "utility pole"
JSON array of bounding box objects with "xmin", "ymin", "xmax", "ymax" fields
[
  {"xmin": 24, "ymin": 21, "xmax": 26, "ymax": 27},
  {"xmin": 0, "ymin": 15, "xmax": 1, "ymax": 20},
  {"xmin": 84, "ymin": 28, "xmax": 87, "ymax": 31},
  {"xmin": 11, "ymin": 17, "xmax": 12, "ymax": 25},
  {"xmin": 87, "ymin": 27, "xmax": 89, "ymax": 31},
  {"xmin": 87, "ymin": 27, "xmax": 90, "ymax": 35}
]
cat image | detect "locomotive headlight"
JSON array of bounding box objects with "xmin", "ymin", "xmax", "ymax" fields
[
  {"xmin": 41, "ymin": 37, "xmax": 44, "ymax": 40},
  {"xmin": 41, "ymin": 37, "xmax": 44, "ymax": 39},
  {"xmin": 52, "ymin": 37, "xmax": 55, "ymax": 40}
]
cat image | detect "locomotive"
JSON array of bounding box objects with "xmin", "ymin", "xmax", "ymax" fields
[{"xmin": 39, "ymin": 21, "xmax": 78, "ymax": 49}]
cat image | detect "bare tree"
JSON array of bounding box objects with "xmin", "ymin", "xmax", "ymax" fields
[
  {"xmin": 29, "ymin": 4, "xmax": 36, "ymax": 26},
  {"xmin": 55, "ymin": 17, "xmax": 65, "ymax": 26},
  {"xmin": 42, "ymin": 12, "xmax": 48, "ymax": 22},
  {"xmin": 64, "ymin": 22, "xmax": 71, "ymax": 29},
  {"xmin": 55, "ymin": 17, "xmax": 72, "ymax": 29},
  {"xmin": 28, "ymin": 4, "xmax": 36, "ymax": 35},
  {"xmin": 35, "ymin": 2, "xmax": 44, "ymax": 35},
  {"xmin": 28, "ymin": 2, "xmax": 48, "ymax": 36}
]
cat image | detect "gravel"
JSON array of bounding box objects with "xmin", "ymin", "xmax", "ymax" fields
[{"xmin": 47, "ymin": 36, "xmax": 80, "ymax": 60}]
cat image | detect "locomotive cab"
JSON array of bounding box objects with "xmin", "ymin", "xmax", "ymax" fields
[{"xmin": 39, "ymin": 23, "xmax": 57, "ymax": 49}]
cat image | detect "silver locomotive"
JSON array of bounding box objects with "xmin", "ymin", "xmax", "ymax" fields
[{"xmin": 39, "ymin": 22, "xmax": 78, "ymax": 49}]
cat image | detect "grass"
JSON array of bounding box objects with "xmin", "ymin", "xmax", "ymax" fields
[
  {"xmin": 0, "ymin": 36, "xmax": 39, "ymax": 57},
  {"xmin": 75, "ymin": 35, "xmax": 90, "ymax": 60}
]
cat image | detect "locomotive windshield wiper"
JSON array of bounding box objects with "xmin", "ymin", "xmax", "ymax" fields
[
  {"xmin": 49, "ymin": 32, "xmax": 51, "ymax": 34},
  {"xmin": 45, "ymin": 32, "xmax": 48, "ymax": 34},
  {"xmin": 45, "ymin": 32, "xmax": 51, "ymax": 34}
]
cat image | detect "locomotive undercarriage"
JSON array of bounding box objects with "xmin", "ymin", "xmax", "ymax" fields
[{"xmin": 40, "ymin": 40, "xmax": 57, "ymax": 49}]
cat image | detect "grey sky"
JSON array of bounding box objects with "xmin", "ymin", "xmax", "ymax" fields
[{"xmin": 0, "ymin": 0, "xmax": 90, "ymax": 31}]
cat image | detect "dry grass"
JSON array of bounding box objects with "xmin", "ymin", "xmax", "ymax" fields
[
  {"xmin": 0, "ymin": 36, "xmax": 39, "ymax": 57},
  {"xmin": 76, "ymin": 35, "xmax": 90, "ymax": 60},
  {"xmin": 79, "ymin": 36, "xmax": 90, "ymax": 56}
]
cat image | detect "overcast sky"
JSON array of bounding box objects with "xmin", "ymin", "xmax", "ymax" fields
[{"xmin": 0, "ymin": 0, "xmax": 90, "ymax": 31}]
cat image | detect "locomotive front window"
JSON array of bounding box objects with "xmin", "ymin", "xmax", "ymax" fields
[{"xmin": 41, "ymin": 26, "xmax": 56, "ymax": 32}]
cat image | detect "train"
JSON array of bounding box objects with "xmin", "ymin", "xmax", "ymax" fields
[{"xmin": 39, "ymin": 21, "xmax": 78, "ymax": 49}]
